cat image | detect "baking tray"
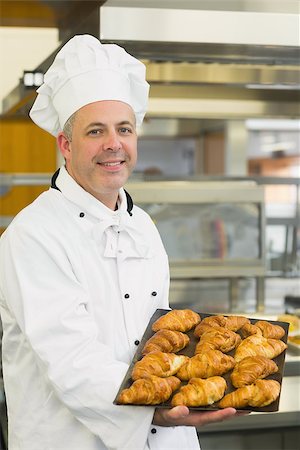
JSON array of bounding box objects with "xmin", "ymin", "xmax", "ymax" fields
[{"xmin": 114, "ymin": 309, "xmax": 289, "ymax": 412}]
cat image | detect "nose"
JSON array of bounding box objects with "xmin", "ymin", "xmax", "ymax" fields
[{"xmin": 103, "ymin": 130, "xmax": 121, "ymax": 151}]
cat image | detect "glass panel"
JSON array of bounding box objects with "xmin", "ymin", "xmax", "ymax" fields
[
  {"xmin": 141, "ymin": 202, "xmax": 261, "ymax": 262},
  {"xmin": 265, "ymin": 184, "xmax": 299, "ymax": 275}
]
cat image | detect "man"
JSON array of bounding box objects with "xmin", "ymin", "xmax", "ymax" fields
[{"xmin": 0, "ymin": 35, "xmax": 237, "ymax": 450}]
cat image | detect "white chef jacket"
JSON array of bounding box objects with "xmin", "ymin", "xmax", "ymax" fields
[{"xmin": 0, "ymin": 166, "xmax": 200, "ymax": 450}]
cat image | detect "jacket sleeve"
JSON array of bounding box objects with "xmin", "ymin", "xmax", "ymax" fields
[{"xmin": 0, "ymin": 222, "xmax": 155, "ymax": 450}]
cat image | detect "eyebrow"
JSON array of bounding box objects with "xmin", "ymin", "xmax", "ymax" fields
[{"xmin": 85, "ymin": 120, "xmax": 135, "ymax": 130}]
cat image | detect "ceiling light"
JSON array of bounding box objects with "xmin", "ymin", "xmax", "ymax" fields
[
  {"xmin": 246, "ymin": 83, "xmax": 300, "ymax": 90},
  {"xmin": 22, "ymin": 71, "xmax": 44, "ymax": 88}
]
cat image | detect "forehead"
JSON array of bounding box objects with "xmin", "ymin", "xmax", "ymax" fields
[{"xmin": 75, "ymin": 100, "xmax": 136, "ymax": 125}]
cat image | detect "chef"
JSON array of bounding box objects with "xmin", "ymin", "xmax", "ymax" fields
[{"xmin": 0, "ymin": 35, "xmax": 237, "ymax": 450}]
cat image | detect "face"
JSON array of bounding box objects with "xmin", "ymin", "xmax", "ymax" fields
[{"xmin": 57, "ymin": 100, "xmax": 137, "ymax": 208}]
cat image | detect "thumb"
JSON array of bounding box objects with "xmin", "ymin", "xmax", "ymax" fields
[{"xmin": 167, "ymin": 405, "xmax": 190, "ymax": 420}]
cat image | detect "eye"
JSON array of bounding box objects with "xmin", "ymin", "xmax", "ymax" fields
[
  {"xmin": 88, "ymin": 129, "xmax": 102, "ymax": 136},
  {"xmin": 119, "ymin": 127, "xmax": 132, "ymax": 135}
]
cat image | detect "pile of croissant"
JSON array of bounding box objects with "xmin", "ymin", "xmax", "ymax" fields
[{"xmin": 117, "ymin": 309, "xmax": 287, "ymax": 410}]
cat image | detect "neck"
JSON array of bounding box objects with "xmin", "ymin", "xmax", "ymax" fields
[{"xmin": 95, "ymin": 192, "xmax": 119, "ymax": 211}]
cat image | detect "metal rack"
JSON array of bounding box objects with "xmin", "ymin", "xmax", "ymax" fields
[
  {"xmin": 138, "ymin": 175, "xmax": 300, "ymax": 278},
  {"xmin": 127, "ymin": 179, "xmax": 266, "ymax": 312}
]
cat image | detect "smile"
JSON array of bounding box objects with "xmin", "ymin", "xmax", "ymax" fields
[{"xmin": 102, "ymin": 161, "xmax": 122, "ymax": 167}]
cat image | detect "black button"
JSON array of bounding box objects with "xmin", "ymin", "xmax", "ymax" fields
[
  {"xmin": 151, "ymin": 428, "xmax": 157, "ymax": 434},
  {"xmin": 79, "ymin": 212, "xmax": 85, "ymax": 218},
  {"xmin": 134, "ymin": 340, "xmax": 140, "ymax": 346},
  {"xmin": 124, "ymin": 293, "xmax": 130, "ymax": 299},
  {"xmin": 151, "ymin": 291, "xmax": 157, "ymax": 296}
]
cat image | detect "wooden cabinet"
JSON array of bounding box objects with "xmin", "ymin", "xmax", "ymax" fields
[{"xmin": 0, "ymin": 118, "xmax": 57, "ymax": 233}]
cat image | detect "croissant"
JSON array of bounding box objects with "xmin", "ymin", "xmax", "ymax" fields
[
  {"xmin": 239, "ymin": 323, "xmax": 262, "ymax": 339},
  {"xmin": 234, "ymin": 335, "xmax": 287, "ymax": 363},
  {"xmin": 225, "ymin": 315, "xmax": 250, "ymax": 331},
  {"xmin": 254, "ymin": 320, "xmax": 285, "ymax": 340},
  {"xmin": 131, "ymin": 351, "xmax": 188, "ymax": 380},
  {"xmin": 195, "ymin": 328, "xmax": 241, "ymax": 354},
  {"xmin": 194, "ymin": 316, "xmax": 225, "ymax": 337},
  {"xmin": 142, "ymin": 330, "xmax": 190, "ymax": 355},
  {"xmin": 152, "ymin": 309, "xmax": 201, "ymax": 333},
  {"xmin": 194, "ymin": 323, "xmax": 222, "ymax": 337},
  {"xmin": 218, "ymin": 379, "xmax": 281, "ymax": 408},
  {"xmin": 231, "ymin": 356, "xmax": 278, "ymax": 388},
  {"xmin": 117, "ymin": 375, "xmax": 181, "ymax": 405},
  {"xmin": 176, "ymin": 350, "xmax": 235, "ymax": 381},
  {"xmin": 194, "ymin": 315, "xmax": 250, "ymax": 337},
  {"xmin": 171, "ymin": 376, "xmax": 227, "ymax": 407}
]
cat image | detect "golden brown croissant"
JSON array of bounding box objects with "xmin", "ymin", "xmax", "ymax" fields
[
  {"xmin": 195, "ymin": 328, "xmax": 241, "ymax": 354},
  {"xmin": 117, "ymin": 375, "xmax": 181, "ymax": 405},
  {"xmin": 254, "ymin": 320, "xmax": 285, "ymax": 340},
  {"xmin": 194, "ymin": 318, "xmax": 225, "ymax": 337},
  {"xmin": 234, "ymin": 335, "xmax": 287, "ymax": 363},
  {"xmin": 194, "ymin": 315, "xmax": 250, "ymax": 337},
  {"xmin": 231, "ymin": 356, "xmax": 278, "ymax": 388},
  {"xmin": 194, "ymin": 323, "xmax": 221, "ymax": 337},
  {"xmin": 171, "ymin": 376, "xmax": 227, "ymax": 407},
  {"xmin": 218, "ymin": 379, "xmax": 281, "ymax": 408},
  {"xmin": 176, "ymin": 350, "xmax": 235, "ymax": 381},
  {"xmin": 142, "ymin": 330, "xmax": 190, "ymax": 355},
  {"xmin": 239, "ymin": 323, "xmax": 262, "ymax": 339},
  {"xmin": 131, "ymin": 351, "xmax": 188, "ymax": 380},
  {"xmin": 152, "ymin": 309, "xmax": 201, "ymax": 332},
  {"xmin": 225, "ymin": 315, "xmax": 250, "ymax": 331}
]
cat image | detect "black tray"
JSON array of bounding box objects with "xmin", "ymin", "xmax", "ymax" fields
[{"xmin": 114, "ymin": 309, "xmax": 289, "ymax": 412}]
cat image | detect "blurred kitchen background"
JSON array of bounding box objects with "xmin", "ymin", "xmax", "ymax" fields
[{"xmin": 1, "ymin": 0, "xmax": 299, "ymax": 315}]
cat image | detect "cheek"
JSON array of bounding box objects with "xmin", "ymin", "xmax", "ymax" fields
[
  {"xmin": 131, "ymin": 150, "xmax": 138, "ymax": 164},
  {"xmin": 129, "ymin": 143, "xmax": 138, "ymax": 163},
  {"xmin": 72, "ymin": 142, "xmax": 96, "ymax": 163}
]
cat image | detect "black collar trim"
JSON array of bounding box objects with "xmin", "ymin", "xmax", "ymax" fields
[
  {"xmin": 50, "ymin": 169, "xmax": 134, "ymax": 216},
  {"xmin": 125, "ymin": 190, "xmax": 133, "ymax": 216},
  {"xmin": 50, "ymin": 169, "xmax": 61, "ymax": 191}
]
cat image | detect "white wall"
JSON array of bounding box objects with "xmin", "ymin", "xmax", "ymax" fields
[{"xmin": 0, "ymin": 27, "xmax": 59, "ymax": 113}]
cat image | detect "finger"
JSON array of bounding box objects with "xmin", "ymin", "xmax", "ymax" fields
[
  {"xmin": 165, "ymin": 405, "xmax": 190, "ymax": 420},
  {"xmin": 170, "ymin": 408, "xmax": 237, "ymax": 427},
  {"xmin": 189, "ymin": 408, "xmax": 237, "ymax": 427}
]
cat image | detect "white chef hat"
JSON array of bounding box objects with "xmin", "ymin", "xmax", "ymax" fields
[{"xmin": 29, "ymin": 34, "xmax": 149, "ymax": 136}]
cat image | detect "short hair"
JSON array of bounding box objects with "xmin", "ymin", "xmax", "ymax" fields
[{"xmin": 63, "ymin": 111, "xmax": 77, "ymax": 141}]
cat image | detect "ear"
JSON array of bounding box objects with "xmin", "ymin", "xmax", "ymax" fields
[{"xmin": 57, "ymin": 132, "xmax": 71, "ymax": 160}]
